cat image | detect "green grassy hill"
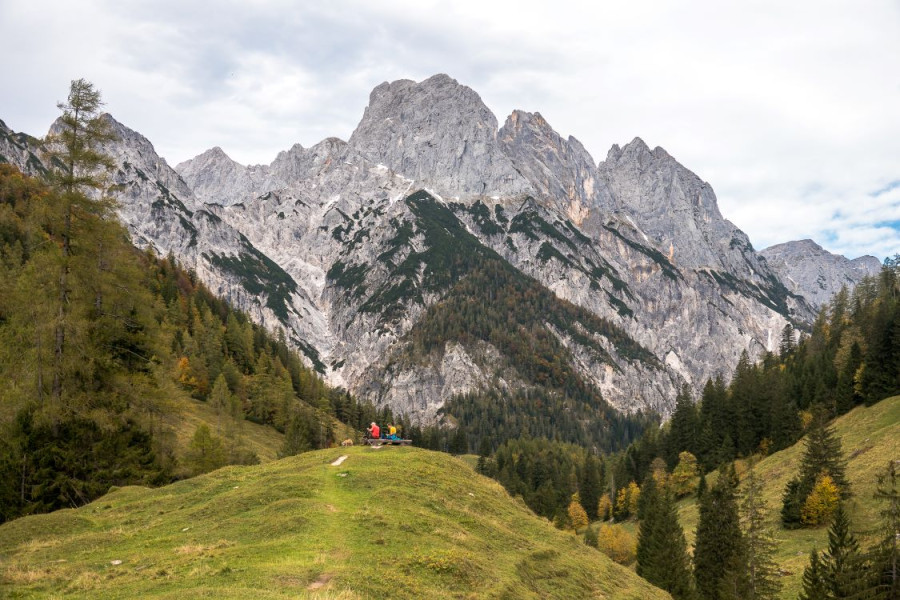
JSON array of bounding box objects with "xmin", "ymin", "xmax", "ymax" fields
[
  {"xmin": 676, "ymin": 394, "xmax": 899, "ymax": 599},
  {"xmin": 0, "ymin": 447, "xmax": 671, "ymax": 599}
]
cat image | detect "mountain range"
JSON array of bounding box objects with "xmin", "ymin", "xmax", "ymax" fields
[{"xmin": 0, "ymin": 74, "xmax": 881, "ymax": 424}]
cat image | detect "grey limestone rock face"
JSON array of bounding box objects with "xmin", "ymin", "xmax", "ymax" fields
[
  {"xmin": 761, "ymin": 239, "xmax": 882, "ymax": 308},
  {"xmin": 0, "ymin": 119, "xmax": 45, "ymax": 175},
  {"xmin": 347, "ymin": 74, "xmax": 533, "ymax": 199},
  {"xmin": 600, "ymin": 138, "xmax": 752, "ymax": 272},
  {"xmin": 498, "ymin": 110, "xmax": 617, "ymax": 225},
  {"xmin": 3, "ymin": 74, "xmax": 862, "ymax": 423},
  {"xmin": 175, "ymin": 146, "xmax": 278, "ymax": 207}
]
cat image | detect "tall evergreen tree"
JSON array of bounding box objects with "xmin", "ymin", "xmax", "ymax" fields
[
  {"xmin": 693, "ymin": 465, "xmax": 745, "ymax": 600},
  {"xmin": 799, "ymin": 414, "xmax": 851, "ymax": 499},
  {"xmin": 579, "ymin": 453, "xmax": 603, "ymax": 521},
  {"xmin": 798, "ymin": 549, "xmax": 829, "ymax": 600},
  {"xmin": 821, "ymin": 503, "xmax": 864, "ymax": 598},
  {"xmin": 738, "ymin": 461, "xmax": 781, "ymax": 600},
  {"xmin": 779, "ymin": 322, "xmax": 796, "ymax": 360},
  {"xmin": 666, "ymin": 383, "xmax": 699, "ymax": 467},
  {"xmin": 781, "ymin": 477, "xmax": 805, "ymax": 529},
  {"xmin": 635, "ymin": 475, "xmax": 696, "ymax": 599},
  {"xmin": 867, "ymin": 460, "xmax": 900, "ymax": 599}
]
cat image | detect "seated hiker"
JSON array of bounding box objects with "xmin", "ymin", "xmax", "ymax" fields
[
  {"xmin": 388, "ymin": 424, "xmax": 398, "ymax": 440},
  {"xmin": 366, "ymin": 422, "xmax": 380, "ymax": 440}
]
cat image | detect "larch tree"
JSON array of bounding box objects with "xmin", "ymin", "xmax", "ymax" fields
[{"xmin": 42, "ymin": 79, "xmax": 117, "ymax": 409}]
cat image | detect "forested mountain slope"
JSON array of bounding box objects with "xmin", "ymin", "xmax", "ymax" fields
[
  {"xmin": 675, "ymin": 395, "xmax": 899, "ymax": 599},
  {"xmin": 0, "ymin": 164, "xmax": 376, "ymax": 523},
  {"xmin": 0, "ymin": 76, "xmax": 837, "ymax": 429}
]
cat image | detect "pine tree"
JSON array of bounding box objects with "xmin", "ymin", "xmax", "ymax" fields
[
  {"xmin": 635, "ymin": 475, "xmax": 695, "ymax": 599},
  {"xmin": 694, "ymin": 466, "xmax": 745, "ymax": 600},
  {"xmin": 799, "ymin": 549, "xmax": 829, "ymax": 600}
]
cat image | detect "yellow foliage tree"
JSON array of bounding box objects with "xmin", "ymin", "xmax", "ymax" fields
[
  {"xmin": 597, "ymin": 493, "xmax": 613, "ymax": 521},
  {"xmin": 568, "ymin": 493, "xmax": 589, "ymax": 531},
  {"xmin": 801, "ymin": 473, "xmax": 840, "ymax": 526},
  {"xmin": 627, "ymin": 481, "xmax": 641, "ymax": 517},
  {"xmin": 615, "ymin": 481, "xmax": 641, "ymax": 520},
  {"xmin": 596, "ymin": 524, "xmax": 637, "ymax": 565},
  {"xmin": 615, "ymin": 486, "xmax": 630, "ymax": 520},
  {"xmin": 670, "ymin": 451, "xmax": 699, "ymax": 497}
]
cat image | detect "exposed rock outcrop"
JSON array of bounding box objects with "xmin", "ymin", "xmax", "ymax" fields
[
  {"xmin": 761, "ymin": 239, "xmax": 882, "ymax": 308},
  {"xmin": 1, "ymin": 75, "xmax": 851, "ymax": 424}
]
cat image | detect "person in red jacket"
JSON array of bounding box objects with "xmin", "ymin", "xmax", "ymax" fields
[{"xmin": 366, "ymin": 422, "xmax": 380, "ymax": 440}]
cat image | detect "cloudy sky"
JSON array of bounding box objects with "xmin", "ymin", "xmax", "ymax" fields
[{"xmin": 1, "ymin": 0, "xmax": 897, "ymax": 260}]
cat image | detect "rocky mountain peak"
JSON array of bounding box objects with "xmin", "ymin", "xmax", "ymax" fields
[
  {"xmin": 270, "ymin": 137, "xmax": 349, "ymax": 184},
  {"xmin": 761, "ymin": 240, "xmax": 882, "ymax": 308},
  {"xmin": 499, "ymin": 109, "xmax": 615, "ymax": 221},
  {"xmin": 597, "ymin": 136, "xmax": 741, "ymax": 270},
  {"xmin": 175, "ymin": 143, "xmax": 266, "ymax": 206},
  {"xmin": 348, "ymin": 74, "xmax": 532, "ymax": 199},
  {"xmin": 89, "ymin": 114, "xmax": 196, "ymax": 209}
]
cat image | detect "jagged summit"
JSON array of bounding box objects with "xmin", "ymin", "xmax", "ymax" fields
[
  {"xmin": 0, "ymin": 75, "xmax": 840, "ymax": 422},
  {"xmin": 348, "ymin": 74, "xmax": 532, "ymax": 199},
  {"xmin": 499, "ymin": 108, "xmax": 616, "ymax": 222},
  {"xmin": 761, "ymin": 239, "xmax": 882, "ymax": 308}
]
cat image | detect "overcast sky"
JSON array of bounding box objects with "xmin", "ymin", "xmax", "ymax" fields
[{"xmin": 1, "ymin": 0, "xmax": 897, "ymax": 260}]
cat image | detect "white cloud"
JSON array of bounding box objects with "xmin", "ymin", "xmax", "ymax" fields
[{"xmin": 1, "ymin": 0, "xmax": 897, "ymax": 259}]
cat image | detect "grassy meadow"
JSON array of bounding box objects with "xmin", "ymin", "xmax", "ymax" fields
[
  {"xmin": 670, "ymin": 395, "xmax": 899, "ymax": 599},
  {"xmin": 0, "ymin": 446, "xmax": 671, "ymax": 599}
]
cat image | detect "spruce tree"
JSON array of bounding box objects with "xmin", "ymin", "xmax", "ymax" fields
[
  {"xmin": 799, "ymin": 414, "xmax": 851, "ymax": 499},
  {"xmin": 579, "ymin": 453, "xmax": 603, "ymax": 520},
  {"xmin": 739, "ymin": 462, "xmax": 782, "ymax": 599},
  {"xmin": 666, "ymin": 383, "xmax": 699, "ymax": 467},
  {"xmin": 635, "ymin": 475, "xmax": 695, "ymax": 599},
  {"xmin": 867, "ymin": 460, "xmax": 899, "ymax": 599},
  {"xmin": 476, "ymin": 436, "xmax": 492, "ymax": 475},
  {"xmin": 821, "ymin": 503, "xmax": 864, "ymax": 598},
  {"xmin": 781, "ymin": 477, "xmax": 805, "ymax": 529},
  {"xmin": 694, "ymin": 465, "xmax": 745, "ymax": 600},
  {"xmin": 779, "ymin": 322, "xmax": 796, "ymax": 360},
  {"xmin": 799, "ymin": 549, "xmax": 829, "ymax": 600}
]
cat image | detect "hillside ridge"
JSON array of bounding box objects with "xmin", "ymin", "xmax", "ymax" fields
[{"xmin": 0, "ymin": 446, "xmax": 672, "ymax": 599}]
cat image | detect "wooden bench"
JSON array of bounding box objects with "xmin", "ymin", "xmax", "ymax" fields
[{"xmin": 363, "ymin": 438, "xmax": 412, "ymax": 446}]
